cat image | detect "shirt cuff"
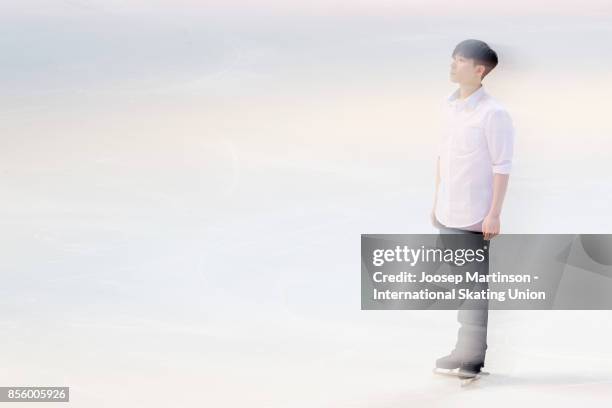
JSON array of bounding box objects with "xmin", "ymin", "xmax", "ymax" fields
[{"xmin": 492, "ymin": 163, "xmax": 512, "ymax": 174}]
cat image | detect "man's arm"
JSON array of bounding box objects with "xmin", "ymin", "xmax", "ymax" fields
[
  {"xmin": 482, "ymin": 173, "xmax": 509, "ymax": 240},
  {"xmin": 431, "ymin": 156, "xmax": 441, "ymax": 227},
  {"xmin": 483, "ymin": 108, "xmax": 514, "ymax": 240}
]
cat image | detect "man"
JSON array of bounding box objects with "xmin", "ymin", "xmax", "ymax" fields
[{"xmin": 431, "ymin": 39, "xmax": 515, "ymax": 377}]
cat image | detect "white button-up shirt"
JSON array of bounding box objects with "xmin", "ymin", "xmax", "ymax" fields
[{"xmin": 435, "ymin": 85, "xmax": 515, "ymax": 229}]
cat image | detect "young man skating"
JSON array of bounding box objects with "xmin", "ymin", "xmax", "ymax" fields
[{"xmin": 431, "ymin": 39, "xmax": 515, "ymax": 378}]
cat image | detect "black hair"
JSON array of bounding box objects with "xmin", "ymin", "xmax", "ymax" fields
[{"xmin": 452, "ymin": 39, "xmax": 498, "ymax": 79}]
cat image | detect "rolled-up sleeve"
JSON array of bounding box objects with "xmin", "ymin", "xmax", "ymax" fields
[{"xmin": 485, "ymin": 108, "xmax": 514, "ymax": 174}]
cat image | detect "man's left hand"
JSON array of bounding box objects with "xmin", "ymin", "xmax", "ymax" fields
[{"xmin": 482, "ymin": 214, "xmax": 500, "ymax": 241}]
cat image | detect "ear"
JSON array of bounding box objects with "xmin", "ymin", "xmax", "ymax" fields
[{"xmin": 475, "ymin": 64, "xmax": 486, "ymax": 79}]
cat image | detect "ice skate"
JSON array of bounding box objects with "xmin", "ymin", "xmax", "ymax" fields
[
  {"xmin": 457, "ymin": 361, "xmax": 487, "ymax": 386},
  {"xmin": 433, "ymin": 357, "xmax": 489, "ymax": 385},
  {"xmin": 432, "ymin": 352, "xmax": 461, "ymax": 376}
]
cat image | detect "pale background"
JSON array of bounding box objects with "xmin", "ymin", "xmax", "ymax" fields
[{"xmin": 1, "ymin": 0, "xmax": 612, "ymax": 406}]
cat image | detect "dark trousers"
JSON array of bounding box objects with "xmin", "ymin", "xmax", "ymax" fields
[{"xmin": 438, "ymin": 225, "xmax": 489, "ymax": 363}]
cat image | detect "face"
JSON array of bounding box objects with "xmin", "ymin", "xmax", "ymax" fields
[{"xmin": 449, "ymin": 54, "xmax": 485, "ymax": 84}]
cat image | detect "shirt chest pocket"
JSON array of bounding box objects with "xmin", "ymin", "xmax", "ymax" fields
[{"xmin": 452, "ymin": 125, "xmax": 485, "ymax": 154}]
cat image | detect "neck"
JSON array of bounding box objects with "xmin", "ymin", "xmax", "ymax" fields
[{"xmin": 459, "ymin": 83, "xmax": 482, "ymax": 99}]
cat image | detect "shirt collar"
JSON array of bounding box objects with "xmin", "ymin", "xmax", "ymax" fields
[{"xmin": 447, "ymin": 86, "xmax": 486, "ymax": 111}]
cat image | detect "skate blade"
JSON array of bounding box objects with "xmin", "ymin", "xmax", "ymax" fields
[
  {"xmin": 432, "ymin": 368, "xmax": 460, "ymax": 377},
  {"xmin": 458, "ymin": 371, "xmax": 490, "ymax": 386},
  {"xmin": 433, "ymin": 368, "xmax": 490, "ymax": 378},
  {"xmin": 460, "ymin": 376, "xmax": 481, "ymax": 387}
]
